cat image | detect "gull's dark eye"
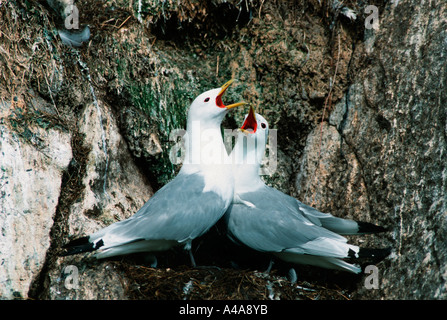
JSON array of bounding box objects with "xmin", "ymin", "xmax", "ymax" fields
[
  {"xmin": 204, "ymin": 97, "xmax": 210, "ymax": 102},
  {"xmin": 261, "ymin": 123, "xmax": 267, "ymax": 129}
]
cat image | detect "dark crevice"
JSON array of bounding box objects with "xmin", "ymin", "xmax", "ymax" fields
[
  {"xmin": 328, "ymin": 32, "xmax": 375, "ymax": 217},
  {"xmin": 150, "ymin": 2, "xmax": 253, "ymax": 42},
  {"xmin": 28, "ymin": 122, "xmax": 91, "ymax": 300},
  {"xmin": 103, "ymin": 88, "xmax": 168, "ymax": 193}
]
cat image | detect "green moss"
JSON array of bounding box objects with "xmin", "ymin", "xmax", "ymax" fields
[
  {"xmin": 7, "ymin": 107, "xmax": 68, "ymax": 150},
  {"xmin": 129, "ymin": 0, "xmax": 194, "ymax": 23},
  {"xmin": 129, "ymin": 83, "xmax": 183, "ymax": 186},
  {"xmin": 112, "ymin": 49, "xmax": 204, "ymax": 186}
]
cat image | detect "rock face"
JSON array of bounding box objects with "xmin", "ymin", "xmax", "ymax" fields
[
  {"xmin": 347, "ymin": 2, "xmax": 447, "ymax": 299},
  {"xmin": 298, "ymin": 1, "xmax": 447, "ymax": 299},
  {"xmin": 0, "ymin": 0, "xmax": 445, "ymax": 300},
  {"xmin": 45, "ymin": 100, "xmax": 153, "ymax": 300},
  {"xmin": 0, "ymin": 99, "xmax": 72, "ymax": 299}
]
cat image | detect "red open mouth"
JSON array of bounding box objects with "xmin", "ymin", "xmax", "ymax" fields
[
  {"xmin": 216, "ymin": 94, "xmax": 225, "ymax": 108},
  {"xmin": 240, "ymin": 105, "xmax": 257, "ymax": 133},
  {"xmin": 216, "ymin": 79, "xmax": 246, "ymax": 109}
]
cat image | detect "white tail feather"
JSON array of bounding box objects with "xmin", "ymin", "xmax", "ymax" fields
[{"xmin": 275, "ymin": 252, "xmax": 362, "ymax": 274}]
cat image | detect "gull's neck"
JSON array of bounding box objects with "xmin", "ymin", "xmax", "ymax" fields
[
  {"xmin": 180, "ymin": 118, "xmax": 234, "ymax": 203},
  {"xmin": 181, "ymin": 119, "xmax": 230, "ymax": 170},
  {"xmin": 231, "ymin": 133, "xmax": 266, "ymax": 194}
]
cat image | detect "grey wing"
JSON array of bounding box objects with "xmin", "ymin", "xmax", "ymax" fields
[
  {"xmin": 226, "ymin": 186, "xmax": 357, "ymax": 258},
  {"xmin": 91, "ymin": 172, "xmax": 228, "ymax": 248},
  {"xmin": 267, "ymin": 187, "xmax": 360, "ymax": 235},
  {"xmin": 295, "ymin": 201, "xmax": 360, "ymax": 234}
]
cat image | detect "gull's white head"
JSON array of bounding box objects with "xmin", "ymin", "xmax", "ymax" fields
[
  {"xmin": 182, "ymin": 79, "xmax": 246, "ymax": 172},
  {"xmin": 232, "ymin": 106, "xmax": 270, "ymax": 193},
  {"xmin": 234, "ymin": 105, "xmax": 269, "ymax": 164},
  {"xmin": 187, "ymin": 79, "xmax": 246, "ymax": 129},
  {"xmin": 240, "ymin": 105, "xmax": 269, "ymax": 145}
]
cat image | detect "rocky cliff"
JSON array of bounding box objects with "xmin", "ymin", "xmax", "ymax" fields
[{"xmin": 0, "ymin": 0, "xmax": 445, "ymax": 300}]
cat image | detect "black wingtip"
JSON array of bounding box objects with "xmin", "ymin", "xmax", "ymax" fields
[
  {"xmin": 62, "ymin": 236, "xmax": 90, "ymax": 249},
  {"xmin": 61, "ymin": 236, "xmax": 103, "ymax": 257},
  {"xmin": 357, "ymin": 221, "xmax": 389, "ymax": 234},
  {"xmin": 358, "ymin": 247, "xmax": 392, "ymax": 260}
]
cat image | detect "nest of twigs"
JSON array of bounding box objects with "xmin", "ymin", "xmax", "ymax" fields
[{"xmin": 121, "ymin": 263, "xmax": 354, "ymax": 300}]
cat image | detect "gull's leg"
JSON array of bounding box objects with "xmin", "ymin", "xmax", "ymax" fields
[
  {"xmin": 288, "ymin": 267, "xmax": 297, "ymax": 284},
  {"xmin": 265, "ymin": 258, "xmax": 274, "ymax": 273},
  {"xmin": 189, "ymin": 249, "xmax": 197, "ymax": 268},
  {"xmin": 184, "ymin": 240, "xmax": 197, "ymax": 267},
  {"xmin": 141, "ymin": 254, "xmax": 158, "ymax": 268}
]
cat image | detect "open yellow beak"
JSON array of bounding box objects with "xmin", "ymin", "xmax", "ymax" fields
[{"xmin": 216, "ymin": 79, "xmax": 247, "ymax": 110}]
